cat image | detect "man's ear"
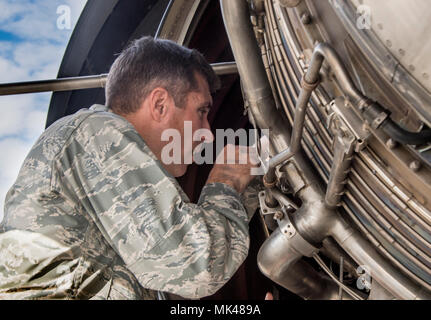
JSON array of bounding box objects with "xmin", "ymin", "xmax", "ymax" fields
[{"xmin": 149, "ymin": 87, "xmax": 172, "ymax": 122}]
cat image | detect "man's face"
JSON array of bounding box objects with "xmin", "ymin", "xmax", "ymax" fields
[{"xmin": 165, "ymin": 72, "xmax": 213, "ymax": 177}]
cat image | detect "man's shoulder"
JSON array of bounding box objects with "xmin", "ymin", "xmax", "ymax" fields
[
  {"xmin": 80, "ymin": 105, "xmax": 136, "ymax": 134},
  {"xmin": 46, "ymin": 105, "xmax": 134, "ymax": 145},
  {"xmin": 24, "ymin": 105, "xmax": 136, "ymax": 165},
  {"xmin": 50, "ymin": 104, "xmax": 131, "ymax": 134}
]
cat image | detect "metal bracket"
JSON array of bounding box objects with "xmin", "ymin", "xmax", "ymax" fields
[
  {"xmin": 325, "ymin": 98, "xmax": 367, "ymax": 207},
  {"xmin": 328, "ymin": 97, "xmax": 371, "ymax": 152},
  {"xmin": 276, "ymin": 162, "xmax": 306, "ymax": 196},
  {"xmin": 258, "ymin": 190, "xmax": 280, "ymax": 216},
  {"xmin": 279, "ymin": 206, "xmax": 296, "ymax": 239}
]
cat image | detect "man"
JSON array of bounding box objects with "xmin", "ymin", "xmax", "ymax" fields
[{"xmin": 0, "ymin": 36, "xmax": 259, "ymax": 299}]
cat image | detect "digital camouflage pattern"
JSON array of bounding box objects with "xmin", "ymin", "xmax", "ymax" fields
[{"xmin": 0, "ymin": 105, "xmax": 254, "ymax": 300}]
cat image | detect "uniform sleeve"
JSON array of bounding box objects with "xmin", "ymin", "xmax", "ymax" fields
[
  {"xmin": 53, "ymin": 114, "xmax": 250, "ymax": 299},
  {"xmin": 240, "ymin": 176, "xmax": 264, "ymax": 221}
]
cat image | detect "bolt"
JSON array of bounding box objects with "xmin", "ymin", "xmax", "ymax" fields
[
  {"xmin": 362, "ymin": 123, "xmax": 370, "ymax": 132},
  {"xmin": 386, "ymin": 138, "xmax": 397, "ymax": 149},
  {"xmin": 301, "ymin": 13, "xmax": 312, "ymax": 25},
  {"xmin": 409, "ymin": 160, "xmax": 421, "ymax": 172},
  {"xmin": 273, "ymin": 211, "xmax": 284, "ymax": 220},
  {"xmin": 279, "ymin": 177, "xmax": 292, "ymax": 193}
]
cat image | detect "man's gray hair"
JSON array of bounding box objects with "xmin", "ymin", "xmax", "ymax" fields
[{"xmin": 105, "ymin": 36, "xmax": 220, "ymax": 115}]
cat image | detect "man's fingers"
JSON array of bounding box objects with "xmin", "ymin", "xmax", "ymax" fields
[{"xmin": 265, "ymin": 292, "xmax": 273, "ymax": 300}]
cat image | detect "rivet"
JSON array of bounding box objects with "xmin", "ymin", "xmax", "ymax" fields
[
  {"xmin": 409, "ymin": 160, "xmax": 421, "ymax": 172},
  {"xmin": 274, "ymin": 211, "xmax": 284, "ymax": 220},
  {"xmin": 362, "ymin": 123, "xmax": 369, "ymax": 132},
  {"xmin": 386, "ymin": 138, "xmax": 397, "ymax": 149},
  {"xmin": 301, "ymin": 13, "xmax": 312, "ymax": 25}
]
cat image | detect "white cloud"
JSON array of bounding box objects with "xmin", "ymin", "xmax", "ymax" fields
[
  {"xmin": 0, "ymin": 0, "xmax": 86, "ymax": 43},
  {"xmin": 0, "ymin": 56, "xmax": 29, "ymax": 82},
  {"xmin": 0, "ymin": 0, "xmax": 87, "ymax": 222},
  {"xmin": 0, "ymin": 138, "xmax": 33, "ymax": 182},
  {"xmin": 0, "ymin": 93, "xmax": 49, "ymax": 138},
  {"xmin": 0, "ymin": 137, "xmax": 34, "ymax": 222}
]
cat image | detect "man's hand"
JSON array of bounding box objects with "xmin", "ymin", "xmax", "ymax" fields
[
  {"xmin": 206, "ymin": 144, "xmax": 259, "ymax": 194},
  {"xmin": 265, "ymin": 292, "xmax": 274, "ymax": 300}
]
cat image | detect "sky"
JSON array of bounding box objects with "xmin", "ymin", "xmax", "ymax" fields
[{"xmin": 0, "ymin": 0, "xmax": 87, "ymax": 222}]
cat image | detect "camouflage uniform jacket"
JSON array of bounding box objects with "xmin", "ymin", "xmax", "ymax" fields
[{"xmin": 0, "ymin": 105, "xmax": 253, "ymax": 300}]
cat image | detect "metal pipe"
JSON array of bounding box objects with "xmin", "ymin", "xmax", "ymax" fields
[
  {"xmin": 257, "ymin": 211, "xmax": 345, "ymax": 300},
  {"xmin": 263, "ymin": 73, "xmax": 320, "ymax": 184},
  {"xmin": 211, "ymin": 62, "xmax": 238, "ymax": 75},
  {"xmin": 312, "ymin": 44, "xmax": 364, "ymax": 105},
  {"xmin": 0, "ymin": 74, "xmax": 108, "ymax": 96},
  {"xmin": 0, "ymin": 62, "xmax": 238, "ymax": 96},
  {"xmin": 330, "ymin": 218, "xmax": 431, "ymax": 299},
  {"xmin": 264, "ymin": 42, "xmax": 365, "ymax": 185},
  {"xmin": 289, "ymin": 76, "xmax": 320, "ymax": 154}
]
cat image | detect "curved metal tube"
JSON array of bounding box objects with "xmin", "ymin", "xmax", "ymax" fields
[
  {"xmin": 310, "ymin": 43, "xmax": 364, "ymax": 106},
  {"xmin": 264, "ymin": 42, "xmax": 365, "ymax": 184},
  {"xmin": 257, "ymin": 210, "xmax": 347, "ymax": 300}
]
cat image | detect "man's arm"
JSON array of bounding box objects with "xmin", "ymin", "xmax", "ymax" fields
[{"xmin": 55, "ymin": 114, "xmax": 252, "ymax": 299}]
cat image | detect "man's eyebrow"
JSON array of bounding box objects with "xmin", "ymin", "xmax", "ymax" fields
[{"xmin": 199, "ymin": 101, "xmax": 212, "ymax": 109}]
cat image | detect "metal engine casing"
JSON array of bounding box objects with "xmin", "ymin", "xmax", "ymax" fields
[{"xmin": 237, "ymin": 0, "xmax": 431, "ymax": 299}]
